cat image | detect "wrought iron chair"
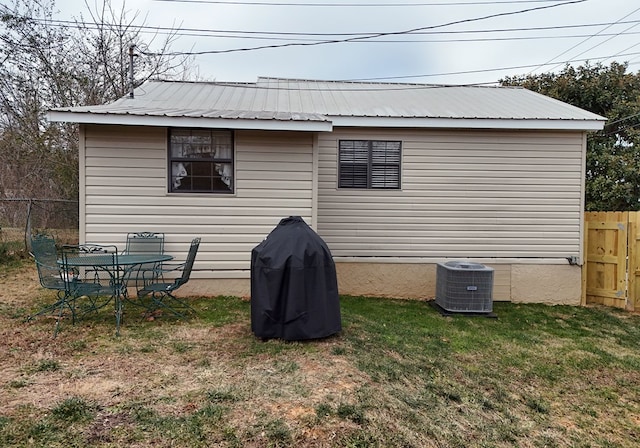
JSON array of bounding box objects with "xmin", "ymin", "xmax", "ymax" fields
[
  {"xmin": 125, "ymin": 232, "xmax": 165, "ymax": 255},
  {"xmin": 136, "ymin": 237, "xmax": 201, "ymax": 318},
  {"xmin": 28, "ymin": 233, "xmax": 67, "ymax": 327},
  {"xmin": 30, "ymin": 233, "xmax": 65, "ymax": 294},
  {"xmin": 59, "ymin": 244, "xmax": 120, "ymax": 331},
  {"xmin": 123, "ymin": 232, "xmax": 165, "ymax": 288}
]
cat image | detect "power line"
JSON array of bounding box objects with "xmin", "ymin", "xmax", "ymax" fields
[
  {"xmin": 31, "ymin": 18, "xmax": 640, "ymax": 44},
  {"xmin": 601, "ymin": 39, "xmax": 640, "ymax": 66},
  {"xmin": 139, "ymin": 0, "xmax": 588, "ymax": 56},
  {"xmin": 553, "ymin": 8, "xmax": 640, "ymax": 69},
  {"xmin": 340, "ymin": 50, "xmax": 640, "ymax": 83},
  {"xmin": 603, "ymin": 121, "xmax": 640, "ymax": 137},
  {"xmin": 22, "ymin": 17, "xmax": 640, "ymax": 38},
  {"xmin": 4, "ymin": 0, "xmax": 629, "ymax": 86},
  {"xmin": 152, "ymin": 0, "xmax": 570, "ymax": 6},
  {"xmin": 238, "ymin": 30, "xmax": 640, "ymax": 44},
  {"xmin": 162, "ymin": 50, "xmax": 640, "ymax": 87},
  {"xmin": 606, "ymin": 111, "xmax": 640, "ymax": 127},
  {"xmin": 530, "ymin": 6, "xmax": 640, "ymax": 75},
  {"xmin": 195, "ymin": 31, "xmax": 640, "ymax": 44}
]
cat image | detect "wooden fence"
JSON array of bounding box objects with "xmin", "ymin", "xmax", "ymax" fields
[{"xmin": 582, "ymin": 211, "xmax": 640, "ymax": 310}]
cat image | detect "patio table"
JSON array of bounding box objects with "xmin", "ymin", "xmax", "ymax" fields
[{"xmin": 59, "ymin": 253, "xmax": 174, "ymax": 335}]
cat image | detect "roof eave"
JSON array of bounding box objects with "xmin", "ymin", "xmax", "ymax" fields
[
  {"xmin": 330, "ymin": 116, "xmax": 606, "ymax": 131},
  {"xmin": 47, "ymin": 111, "xmax": 333, "ymax": 132},
  {"xmin": 47, "ymin": 110, "xmax": 606, "ymax": 132}
]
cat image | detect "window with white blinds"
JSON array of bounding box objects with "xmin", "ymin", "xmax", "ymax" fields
[{"xmin": 338, "ymin": 140, "xmax": 401, "ymax": 189}]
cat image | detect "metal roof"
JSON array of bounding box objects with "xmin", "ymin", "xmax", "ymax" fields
[{"xmin": 48, "ymin": 78, "xmax": 606, "ymax": 131}]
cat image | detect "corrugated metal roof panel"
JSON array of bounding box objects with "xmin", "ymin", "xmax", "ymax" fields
[
  {"xmin": 49, "ymin": 78, "xmax": 606, "ymax": 129},
  {"xmin": 251, "ymin": 77, "xmax": 604, "ymax": 121}
]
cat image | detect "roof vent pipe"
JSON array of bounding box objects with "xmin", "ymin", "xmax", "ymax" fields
[{"xmin": 129, "ymin": 45, "xmax": 136, "ymax": 99}]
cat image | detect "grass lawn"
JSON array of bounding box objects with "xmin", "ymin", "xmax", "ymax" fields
[{"xmin": 1, "ymin": 259, "xmax": 640, "ymax": 447}]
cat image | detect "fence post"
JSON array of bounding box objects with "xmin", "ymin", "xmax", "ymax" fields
[
  {"xmin": 628, "ymin": 212, "xmax": 639, "ymax": 311},
  {"xmin": 581, "ymin": 213, "xmax": 588, "ymax": 306},
  {"xmin": 24, "ymin": 199, "xmax": 33, "ymax": 253}
]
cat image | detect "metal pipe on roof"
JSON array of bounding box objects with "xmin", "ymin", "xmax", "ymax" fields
[{"xmin": 129, "ymin": 45, "xmax": 135, "ymax": 99}]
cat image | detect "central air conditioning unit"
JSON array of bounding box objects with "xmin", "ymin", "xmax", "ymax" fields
[{"xmin": 435, "ymin": 261, "xmax": 494, "ymax": 313}]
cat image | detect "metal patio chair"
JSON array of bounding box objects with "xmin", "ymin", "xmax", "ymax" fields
[
  {"xmin": 28, "ymin": 233, "xmax": 67, "ymax": 326},
  {"xmin": 123, "ymin": 232, "xmax": 165, "ymax": 288},
  {"xmin": 136, "ymin": 237, "xmax": 201, "ymax": 318},
  {"xmin": 30, "ymin": 233, "xmax": 65, "ymax": 294},
  {"xmin": 59, "ymin": 244, "xmax": 120, "ymax": 332},
  {"xmin": 125, "ymin": 232, "xmax": 165, "ymax": 255}
]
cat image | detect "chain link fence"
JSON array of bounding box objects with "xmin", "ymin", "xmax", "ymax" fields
[{"xmin": 0, "ymin": 199, "xmax": 79, "ymax": 259}]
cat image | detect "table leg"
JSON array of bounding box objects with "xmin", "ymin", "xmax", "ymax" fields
[{"xmin": 114, "ymin": 284, "xmax": 126, "ymax": 336}]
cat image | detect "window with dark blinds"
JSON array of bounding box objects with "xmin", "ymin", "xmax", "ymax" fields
[{"xmin": 338, "ymin": 140, "xmax": 401, "ymax": 189}]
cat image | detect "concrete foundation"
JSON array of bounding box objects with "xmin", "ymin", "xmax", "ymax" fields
[
  {"xmin": 510, "ymin": 264, "xmax": 581, "ymax": 305},
  {"xmin": 176, "ymin": 278, "xmax": 250, "ymax": 299},
  {"xmin": 333, "ymin": 261, "xmax": 581, "ymax": 305},
  {"xmin": 175, "ymin": 262, "xmax": 582, "ymax": 306}
]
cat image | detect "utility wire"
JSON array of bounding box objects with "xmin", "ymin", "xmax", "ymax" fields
[
  {"xmin": 152, "ymin": 0, "xmax": 572, "ymax": 6},
  {"xmin": 341, "ymin": 50, "xmax": 640, "ymax": 82},
  {"xmin": 605, "ymin": 111, "xmax": 640, "ymax": 127},
  {"xmin": 601, "ymin": 41, "xmax": 640, "ymax": 65},
  {"xmin": 21, "ymin": 17, "xmax": 640, "ymax": 38},
  {"xmin": 163, "ymin": 50, "xmax": 640, "ymax": 87},
  {"xmin": 137, "ymin": 47, "xmax": 637, "ymax": 91},
  {"xmin": 603, "ymin": 121, "xmax": 640, "ymax": 137},
  {"xmin": 216, "ymin": 31, "xmax": 640, "ymax": 44},
  {"xmin": 550, "ymin": 10, "xmax": 640, "ymax": 70},
  {"xmin": 191, "ymin": 30, "xmax": 640, "ymax": 43},
  {"xmin": 530, "ymin": 6, "xmax": 640, "ymax": 75},
  {"xmin": 26, "ymin": 18, "xmax": 640, "ymax": 44},
  {"xmin": 139, "ymin": 0, "xmax": 587, "ymax": 56},
  {"xmin": 4, "ymin": 0, "xmax": 628, "ymax": 86}
]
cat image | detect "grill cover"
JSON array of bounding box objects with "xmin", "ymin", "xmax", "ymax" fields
[{"xmin": 250, "ymin": 216, "xmax": 341, "ymax": 340}]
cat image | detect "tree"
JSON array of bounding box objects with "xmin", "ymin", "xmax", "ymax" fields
[
  {"xmin": 501, "ymin": 62, "xmax": 640, "ymax": 211},
  {"xmin": 0, "ymin": 0, "xmax": 192, "ymax": 224}
]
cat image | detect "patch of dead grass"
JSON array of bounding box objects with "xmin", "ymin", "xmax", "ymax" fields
[{"xmin": 0, "ymin": 263, "xmax": 370, "ymax": 444}]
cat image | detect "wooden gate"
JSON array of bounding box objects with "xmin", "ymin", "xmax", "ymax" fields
[{"xmin": 582, "ymin": 211, "xmax": 640, "ymax": 310}]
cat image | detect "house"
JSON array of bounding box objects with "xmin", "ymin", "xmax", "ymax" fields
[{"xmin": 48, "ymin": 78, "xmax": 606, "ymax": 305}]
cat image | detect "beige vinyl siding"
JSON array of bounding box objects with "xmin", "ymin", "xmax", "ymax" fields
[
  {"xmin": 82, "ymin": 125, "xmax": 314, "ymax": 276},
  {"xmin": 317, "ymin": 128, "xmax": 584, "ymax": 259}
]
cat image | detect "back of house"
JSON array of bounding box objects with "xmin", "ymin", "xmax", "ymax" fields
[{"xmin": 48, "ymin": 78, "xmax": 605, "ymax": 305}]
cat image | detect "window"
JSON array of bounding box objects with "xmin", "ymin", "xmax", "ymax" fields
[
  {"xmin": 169, "ymin": 128, "xmax": 234, "ymax": 193},
  {"xmin": 338, "ymin": 140, "xmax": 401, "ymax": 189}
]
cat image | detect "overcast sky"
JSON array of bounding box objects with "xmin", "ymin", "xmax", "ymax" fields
[{"xmin": 52, "ymin": 0, "xmax": 640, "ymax": 85}]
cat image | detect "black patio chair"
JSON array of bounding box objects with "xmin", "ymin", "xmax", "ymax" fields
[{"xmin": 136, "ymin": 237, "xmax": 200, "ymax": 318}]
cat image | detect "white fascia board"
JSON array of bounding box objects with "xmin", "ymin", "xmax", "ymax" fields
[
  {"xmin": 47, "ymin": 111, "xmax": 333, "ymax": 132},
  {"xmin": 330, "ymin": 116, "xmax": 605, "ymax": 131}
]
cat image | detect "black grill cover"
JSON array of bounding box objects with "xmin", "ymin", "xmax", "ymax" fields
[{"xmin": 250, "ymin": 216, "xmax": 341, "ymax": 340}]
